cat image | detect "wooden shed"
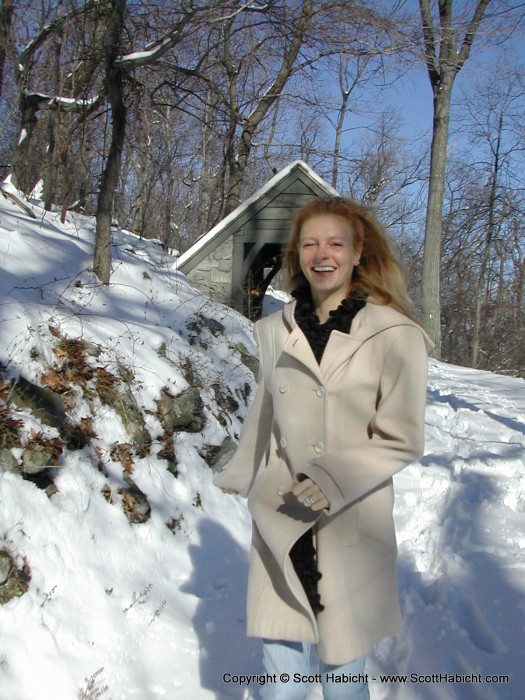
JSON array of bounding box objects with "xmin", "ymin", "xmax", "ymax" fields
[{"xmin": 175, "ymin": 160, "xmax": 338, "ymax": 319}]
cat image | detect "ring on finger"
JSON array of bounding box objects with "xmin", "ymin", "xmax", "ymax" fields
[{"xmin": 304, "ymin": 496, "xmax": 315, "ymax": 507}]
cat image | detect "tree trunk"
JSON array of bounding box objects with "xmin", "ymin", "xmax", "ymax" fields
[
  {"xmin": 421, "ymin": 81, "xmax": 453, "ymax": 359},
  {"xmin": 10, "ymin": 95, "xmax": 42, "ymax": 192},
  {"xmin": 418, "ymin": 0, "xmax": 491, "ymax": 359},
  {"xmin": 93, "ymin": 0, "xmax": 127, "ymax": 285},
  {"xmin": 511, "ymin": 219, "xmax": 524, "ymax": 355},
  {"xmin": 332, "ymin": 50, "xmax": 355, "ymax": 191},
  {"xmin": 0, "ymin": 0, "xmax": 14, "ymax": 102},
  {"xmin": 9, "ymin": 0, "xmax": 105, "ymax": 193},
  {"xmin": 471, "ymin": 114, "xmax": 502, "ymax": 367},
  {"xmin": 130, "ymin": 115, "xmax": 151, "ymax": 238},
  {"xmin": 43, "ymin": 25, "xmax": 64, "ymax": 210},
  {"xmin": 332, "ymin": 87, "xmax": 349, "ymax": 190},
  {"xmin": 223, "ymin": 0, "xmax": 313, "ymax": 217},
  {"xmin": 197, "ymin": 96, "xmax": 215, "ymax": 238}
]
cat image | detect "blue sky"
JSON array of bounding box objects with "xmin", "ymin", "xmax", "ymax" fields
[{"xmin": 388, "ymin": 13, "xmax": 525, "ymax": 141}]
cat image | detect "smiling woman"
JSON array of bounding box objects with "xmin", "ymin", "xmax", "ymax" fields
[
  {"xmin": 286, "ymin": 197, "xmax": 415, "ymax": 321},
  {"xmin": 214, "ymin": 196, "xmax": 433, "ymax": 700},
  {"xmin": 297, "ymin": 214, "xmax": 362, "ymax": 323}
]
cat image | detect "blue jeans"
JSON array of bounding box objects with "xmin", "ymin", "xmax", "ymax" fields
[{"xmin": 260, "ymin": 640, "xmax": 370, "ymax": 700}]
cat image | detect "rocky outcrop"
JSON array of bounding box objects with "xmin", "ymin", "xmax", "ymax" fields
[
  {"xmin": 156, "ymin": 386, "xmax": 205, "ymax": 433},
  {"xmin": 0, "ymin": 550, "xmax": 31, "ymax": 605}
]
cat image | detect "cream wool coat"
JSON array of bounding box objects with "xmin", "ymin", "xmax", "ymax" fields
[{"xmin": 214, "ymin": 299, "xmax": 432, "ymax": 665}]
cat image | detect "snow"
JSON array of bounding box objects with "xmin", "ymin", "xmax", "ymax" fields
[
  {"xmin": 17, "ymin": 128, "xmax": 28, "ymax": 146},
  {"xmin": 116, "ymin": 38, "xmax": 173, "ymax": 68},
  {"xmin": 262, "ymin": 286, "xmax": 291, "ymax": 316},
  {"xmin": 0, "ymin": 187, "xmax": 524, "ymax": 699},
  {"xmin": 20, "ymin": 93, "xmax": 97, "ymax": 112}
]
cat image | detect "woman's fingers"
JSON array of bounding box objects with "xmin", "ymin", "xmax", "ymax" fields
[
  {"xmin": 310, "ymin": 494, "xmax": 330, "ymax": 511},
  {"xmin": 288, "ymin": 478, "xmax": 329, "ymax": 511}
]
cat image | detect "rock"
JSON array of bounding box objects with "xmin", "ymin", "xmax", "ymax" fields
[
  {"xmin": 0, "ymin": 449, "xmax": 21, "ymax": 474},
  {"xmin": 96, "ymin": 369, "xmax": 150, "ymax": 454},
  {"xmin": 187, "ymin": 315, "xmax": 225, "ymax": 337},
  {"xmin": 211, "ymin": 383, "xmax": 239, "ymax": 414},
  {"xmin": 11, "ymin": 375, "xmax": 65, "ymax": 430},
  {"xmin": 157, "ymin": 387, "xmax": 204, "ymax": 433},
  {"xmin": 233, "ymin": 342, "xmax": 259, "ymax": 377},
  {"xmin": 202, "ymin": 317, "xmax": 225, "ymax": 336},
  {"xmin": 119, "ymin": 477, "xmax": 151, "ymax": 524},
  {"xmin": 0, "ymin": 551, "xmax": 12, "ymax": 584},
  {"xmin": 111, "ymin": 391, "xmax": 151, "ymax": 455},
  {"xmin": 22, "ymin": 446, "xmax": 54, "ymax": 474},
  {"xmin": 205, "ymin": 437, "xmax": 238, "ymax": 474},
  {"xmin": 24, "ymin": 470, "xmax": 58, "ymax": 497},
  {"xmin": 0, "ymin": 551, "xmax": 30, "ymax": 604}
]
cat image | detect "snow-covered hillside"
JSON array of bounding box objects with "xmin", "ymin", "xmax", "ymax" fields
[{"xmin": 0, "ymin": 187, "xmax": 524, "ymax": 700}]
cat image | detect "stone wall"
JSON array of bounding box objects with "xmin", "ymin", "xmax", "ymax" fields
[{"xmin": 186, "ymin": 237, "xmax": 233, "ymax": 304}]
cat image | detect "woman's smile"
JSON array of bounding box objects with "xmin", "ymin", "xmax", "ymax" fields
[{"xmin": 312, "ymin": 265, "xmax": 336, "ymax": 273}]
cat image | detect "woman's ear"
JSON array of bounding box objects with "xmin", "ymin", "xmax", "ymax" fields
[{"xmin": 354, "ymin": 240, "xmax": 364, "ymax": 265}]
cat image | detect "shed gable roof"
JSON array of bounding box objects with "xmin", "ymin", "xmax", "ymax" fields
[{"xmin": 176, "ymin": 160, "xmax": 338, "ymax": 274}]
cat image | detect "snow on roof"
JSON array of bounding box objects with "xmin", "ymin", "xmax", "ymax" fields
[{"xmin": 175, "ymin": 160, "xmax": 338, "ymax": 270}]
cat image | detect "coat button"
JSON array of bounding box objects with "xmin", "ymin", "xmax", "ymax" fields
[
  {"xmin": 316, "ymin": 386, "xmax": 325, "ymax": 397},
  {"xmin": 279, "ymin": 383, "xmax": 287, "ymax": 393},
  {"xmin": 314, "ymin": 441, "xmax": 324, "ymax": 453},
  {"xmin": 280, "ymin": 437, "xmax": 287, "ymax": 448}
]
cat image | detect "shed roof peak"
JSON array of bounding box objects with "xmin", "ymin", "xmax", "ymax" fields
[{"xmin": 176, "ymin": 161, "xmax": 338, "ymax": 272}]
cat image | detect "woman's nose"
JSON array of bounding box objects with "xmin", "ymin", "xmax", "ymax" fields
[{"xmin": 314, "ymin": 245, "xmax": 329, "ymax": 260}]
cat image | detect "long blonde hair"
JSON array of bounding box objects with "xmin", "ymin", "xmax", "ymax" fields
[{"xmin": 285, "ymin": 197, "xmax": 416, "ymax": 319}]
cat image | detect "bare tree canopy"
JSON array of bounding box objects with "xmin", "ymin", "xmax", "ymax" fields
[
  {"xmin": 1, "ymin": 0, "xmax": 524, "ymax": 375},
  {"xmin": 416, "ymin": 0, "xmax": 525, "ymax": 358}
]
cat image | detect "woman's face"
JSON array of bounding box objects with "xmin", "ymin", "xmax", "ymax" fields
[{"xmin": 299, "ymin": 214, "xmax": 362, "ymax": 309}]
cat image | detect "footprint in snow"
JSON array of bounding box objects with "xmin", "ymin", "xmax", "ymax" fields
[{"xmin": 451, "ymin": 595, "xmax": 506, "ymax": 655}]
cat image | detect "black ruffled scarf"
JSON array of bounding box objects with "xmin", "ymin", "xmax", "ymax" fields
[{"xmin": 288, "ymin": 287, "xmax": 366, "ymax": 614}]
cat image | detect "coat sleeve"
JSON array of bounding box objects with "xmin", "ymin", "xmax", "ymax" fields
[
  {"xmin": 301, "ymin": 325, "xmax": 429, "ymax": 515},
  {"xmin": 212, "ymin": 322, "xmax": 274, "ymax": 498}
]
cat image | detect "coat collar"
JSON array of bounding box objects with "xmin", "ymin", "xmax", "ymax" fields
[{"xmin": 279, "ymin": 299, "xmax": 432, "ymax": 382}]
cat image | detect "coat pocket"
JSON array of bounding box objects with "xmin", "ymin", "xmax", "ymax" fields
[
  {"xmin": 247, "ymin": 456, "xmax": 287, "ymax": 514},
  {"xmin": 318, "ymin": 502, "xmax": 360, "ymax": 548}
]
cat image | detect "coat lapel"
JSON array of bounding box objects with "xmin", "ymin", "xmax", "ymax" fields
[
  {"xmin": 280, "ymin": 300, "xmax": 428, "ymax": 383},
  {"xmin": 281, "ymin": 300, "xmax": 368, "ymax": 383},
  {"xmin": 281, "ymin": 325, "xmax": 324, "ymax": 383},
  {"xmin": 319, "ymin": 330, "xmax": 365, "ymax": 379}
]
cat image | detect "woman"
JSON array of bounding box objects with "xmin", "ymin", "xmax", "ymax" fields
[{"xmin": 214, "ymin": 197, "xmax": 432, "ymax": 699}]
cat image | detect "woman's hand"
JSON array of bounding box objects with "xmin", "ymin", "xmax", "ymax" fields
[{"xmin": 288, "ymin": 477, "xmax": 330, "ymax": 512}]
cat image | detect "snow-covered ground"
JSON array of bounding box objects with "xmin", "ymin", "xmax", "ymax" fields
[{"xmin": 0, "ymin": 187, "xmax": 523, "ymax": 700}]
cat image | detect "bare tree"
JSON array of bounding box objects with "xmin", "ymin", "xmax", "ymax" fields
[
  {"xmin": 330, "ymin": 25, "xmax": 391, "ymax": 190},
  {"xmin": 509, "ymin": 216, "xmax": 525, "ymax": 367},
  {"xmin": 93, "ymin": 0, "xmax": 240, "ymax": 282},
  {"xmin": 418, "ymin": 0, "xmax": 491, "ymax": 357},
  {"xmin": 346, "ymin": 111, "xmax": 426, "ymax": 214},
  {"xmin": 458, "ymin": 63, "xmax": 525, "ymax": 367},
  {"xmin": 435, "ymin": 59, "xmax": 525, "ymax": 377},
  {"xmin": 0, "ymin": 0, "xmax": 14, "ymax": 102},
  {"xmin": 93, "ymin": 0, "xmax": 126, "ymax": 284},
  {"xmin": 5, "ymin": 0, "xmax": 242, "ymax": 281},
  {"xmin": 221, "ymin": 0, "xmax": 314, "ymax": 216},
  {"xmin": 9, "ymin": 0, "xmax": 103, "ymax": 193}
]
